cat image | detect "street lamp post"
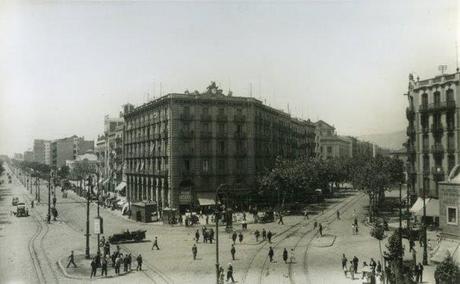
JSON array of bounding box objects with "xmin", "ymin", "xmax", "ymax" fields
[
  {"xmin": 215, "ymin": 183, "xmax": 227, "ymax": 284},
  {"xmin": 96, "ymin": 171, "xmax": 101, "ymax": 254},
  {"xmin": 85, "ymin": 175, "xmax": 91, "ymax": 259},
  {"xmin": 398, "ymin": 182, "xmax": 403, "ymax": 271},
  {"xmin": 47, "ymin": 170, "xmax": 53, "ymax": 224},
  {"xmin": 422, "ymin": 179, "xmax": 428, "ymax": 265}
]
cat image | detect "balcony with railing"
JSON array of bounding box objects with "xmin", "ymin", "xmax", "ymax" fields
[
  {"xmin": 233, "ymin": 131, "xmax": 246, "ymax": 139},
  {"xmin": 234, "ymin": 148, "xmax": 247, "ymax": 157},
  {"xmin": 406, "ymin": 106, "xmax": 415, "ymax": 120},
  {"xmin": 431, "ymin": 143, "xmax": 444, "ymax": 155},
  {"xmin": 234, "ymin": 114, "xmax": 246, "ymax": 122},
  {"xmin": 200, "ymin": 131, "xmax": 213, "ymax": 139},
  {"xmin": 180, "ymin": 130, "xmax": 194, "ymax": 139},
  {"xmin": 180, "ymin": 113, "xmax": 194, "ymax": 121},
  {"xmin": 406, "ymin": 125, "xmax": 416, "ymax": 137},
  {"xmin": 422, "ymin": 144, "xmax": 430, "ymax": 154},
  {"xmin": 216, "ymin": 114, "xmax": 228, "ymax": 122},
  {"xmin": 431, "ymin": 123, "xmax": 444, "ymax": 136},
  {"xmin": 200, "ymin": 114, "xmax": 212, "ymax": 121},
  {"xmin": 431, "ymin": 167, "xmax": 445, "ymax": 181}
]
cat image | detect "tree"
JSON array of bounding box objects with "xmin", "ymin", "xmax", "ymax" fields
[
  {"xmin": 435, "ymin": 254, "xmax": 460, "ymax": 284},
  {"xmin": 0, "ymin": 160, "xmax": 4, "ymax": 176}
]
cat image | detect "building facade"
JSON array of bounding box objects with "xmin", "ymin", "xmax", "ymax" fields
[
  {"xmin": 51, "ymin": 136, "xmax": 94, "ymax": 168},
  {"xmin": 315, "ymin": 120, "xmax": 351, "ymax": 159},
  {"xmin": 95, "ymin": 114, "xmax": 125, "ymax": 190},
  {"xmin": 123, "ymin": 82, "xmax": 316, "ymax": 212},
  {"xmin": 405, "ymin": 71, "xmax": 460, "ymax": 199},
  {"xmin": 24, "ymin": 150, "xmax": 34, "ymax": 162},
  {"xmin": 33, "ymin": 139, "xmax": 51, "ymax": 165}
]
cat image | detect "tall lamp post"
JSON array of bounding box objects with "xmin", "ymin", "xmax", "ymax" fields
[
  {"xmin": 85, "ymin": 175, "xmax": 92, "ymax": 259},
  {"xmin": 422, "ymin": 177, "xmax": 428, "ymax": 265},
  {"xmin": 398, "ymin": 182, "xmax": 403, "ymax": 271},
  {"xmin": 215, "ymin": 183, "xmax": 228, "ymax": 284},
  {"xmin": 47, "ymin": 170, "xmax": 53, "ymax": 224}
]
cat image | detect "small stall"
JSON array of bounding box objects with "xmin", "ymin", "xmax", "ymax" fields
[
  {"xmin": 130, "ymin": 201, "xmax": 157, "ymax": 222},
  {"xmin": 162, "ymin": 208, "xmax": 179, "ymax": 224}
]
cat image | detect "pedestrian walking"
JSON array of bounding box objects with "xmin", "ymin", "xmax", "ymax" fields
[
  {"xmin": 417, "ymin": 262, "xmax": 423, "ymax": 283},
  {"xmin": 352, "ymin": 256, "xmax": 359, "ymax": 273},
  {"xmin": 104, "ymin": 242, "xmax": 110, "ymax": 256},
  {"xmin": 409, "ymin": 238, "xmax": 415, "ymax": 252},
  {"xmin": 370, "ymin": 258, "xmax": 376, "ymax": 272},
  {"xmin": 319, "ymin": 223, "xmax": 323, "ymax": 237},
  {"xmin": 209, "ymin": 228, "xmax": 214, "ymax": 244},
  {"xmin": 412, "ymin": 248, "xmax": 417, "ymax": 265},
  {"xmin": 66, "ymin": 250, "xmax": 77, "ymax": 268},
  {"xmin": 123, "ymin": 254, "xmax": 129, "ymax": 272},
  {"xmin": 116, "ymin": 254, "xmax": 123, "ymax": 274},
  {"xmin": 352, "ymin": 223, "xmax": 356, "ymax": 235},
  {"xmin": 283, "ymin": 248, "xmax": 288, "ymax": 264},
  {"xmin": 337, "ymin": 210, "xmax": 340, "ymax": 220},
  {"xmin": 314, "ymin": 221, "xmax": 318, "ymax": 229},
  {"xmin": 195, "ymin": 230, "xmax": 200, "ymax": 243},
  {"xmin": 206, "ymin": 215, "xmax": 209, "ymax": 225},
  {"xmin": 101, "ymin": 256, "xmax": 108, "ymax": 276},
  {"xmin": 278, "ymin": 213, "xmax": 284, "ymax": 225},
  {"xmin": 343, "ymin": 260, "xmax": 348, "ymax": 277},
  {"xmin": 289, "ymin": 249, "xmax": 296, "ymax": 264},
  {"xmin": 354, "ymin": 217, "xmax": 358, "ymax": 226},
  {"xmin": 254, "ymin": 230, "xmax": 260, "ymax": 242},
  {"xmin": 262, "ymin": 229, "xmax": 267, "ymax": 241},
  {"xmin": 268, "ymin": 247, "xmax": 274, "ymax": 262},
  {"xmin": 52, "ymin": 195, "xmax": 57, "ymax": 207},
  {"xmin": 192, "ymin": 244, "xmax": 198, "ymax": 260},
  {"xmin": 341, "ymin": 253, "xmax": 348, "ymax": 270},
  {"xmin": 355, "ymin": 224, "xmax": 359, "ymax": 234},
  {"xmin": 90, "ymin": 258, "xmax": 97, "ymax": 278},
  {"xmin": 231, "ymin": 244, "xmax": 236, "ymax": 260},
  {"xmin": 238, "ymin": 232, "xmax": 243, "ymax": 243},
  {"xmin": 152, "ymin": 236, "xmax": 160, "ymax": 250},
  {"xmin": 136, "ymin": 254, "xmax": 143, "ymax": 271},
  {"xmin": 219, "ymin": 265, "xmax": 225, "ymax": 283},
  {"xmin": 232, "ymin": 232, "xmax": 237, "ymax": 244},
  {"xmin": 376, "ymin": 261, "xmax": 382, "ymax": 273},
  {"xmin": 349, "ymin": 261, "xmax": 355, "ymax": 280},
  {"xmin": 414, "ymin": 264, "xmax": 420, "ymax": 282},
  {"xmin": 127, "ymin": 253, "xmax": 132, "ymax": 270},
  {"xmin": 226, "ymin": 263, "xmax": 235, "ymax": 283},
  {"xmin": 267, "ymin": 230, "xmax": 273, "ymax": 243}
]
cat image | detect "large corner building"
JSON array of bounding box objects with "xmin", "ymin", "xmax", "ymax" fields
[{"xmin": 123, "ymin": 82, "xmax": 316, "ymax": 212}]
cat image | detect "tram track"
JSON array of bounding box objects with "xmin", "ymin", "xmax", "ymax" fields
[{"xmin": 240, "ymin": 192, "xmax": 363, "ymax": 284}]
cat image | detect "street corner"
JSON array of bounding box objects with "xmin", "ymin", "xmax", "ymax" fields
[
  {"xmin": 311, "ymin": 234, "xmax": 336, "ymax": 247},
  {"xmin": 57, "ymin": 252, "xmax": 133, "ymax": 280}
]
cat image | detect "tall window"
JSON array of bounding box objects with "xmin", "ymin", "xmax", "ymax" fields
[
  {"xmin": 184, "ymin": 159, "xmax": 190, "ymax": 171},
  {"xmin": 218, "ymin": 141, "xmax": 225, "ymax": 154},
  {"xmin": 423, "ymin": 155, "xmax": 430, "ymax": 171},
  {"xmin": 421, "ymin": 93, "xmax": 428, "ymax": 106},
  {"xmin": 218, "ymin": 122, "xmax": 225, "ymax": 134},
  {"xmin": 448, "ymin": 155, "xmax": 456, "ymax": 173},
  {"xmin": 447, "ymin": 207, "xmax": 458, "ymax": 225},
  {"xmin": 446, "ymin": 89, "xmax": 454, "ymax": 101},
  {"xmin": 202, "ymin": 159, "xmax": 209, "ymax": 172}
]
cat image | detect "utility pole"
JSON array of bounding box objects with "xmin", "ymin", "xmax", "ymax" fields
[
  {"xmin": 85, "ymin": 175, "xmax": 91, "ymax": 259},
  {"xmin": 398, "ymin": 182, "xmax": 403, "ymax": 271},
  {"xmin": 96, "ymin": 172, "xmax": 101, "ymax": 254},
  {"xmin": 47, "ymin": 171, "xmax": 52, "ymax": 224},
  {"xmin": 422, "ymin": 181, "xmax": 428, "ymax": 265},
  {"xmin": 215, "ymin": 184, "xmax": 227, "ymax": 284}
]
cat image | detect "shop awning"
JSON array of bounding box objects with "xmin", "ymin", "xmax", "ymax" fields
[
  {"xmin": 409, "ymin": 197, "xmax": 426, "ymax": 213},
  {"xmin": 414, "ymin": 198, "xmax": 439, "ymax": 217},
  {"xmin": 197, "ymin": 192, "xmax": 216, "ymax": 206},
  {"xmin": 115, "ymin": 181, "xmax": 127, "ymax": 192}
]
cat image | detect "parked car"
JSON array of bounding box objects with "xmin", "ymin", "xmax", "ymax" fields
[
  {"xmin": 257, "ymin": 211, "xmax": 274, "ymax": 223},
  {"xmin": 15, "ymin": 202, "xmax": 29, "ymax": 217},
  {"xmin": 12, "ymin": 197, "xmax": 19, "ymax": 206},
  {"xmin": 108, "ymin": 229, "xmax": 146, "ymax": 244}
]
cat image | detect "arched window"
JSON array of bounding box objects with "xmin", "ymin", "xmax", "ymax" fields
[
  {"xmin": 446, "ymin": 89, "xmax": 454, "ymax": 101},
  {"xmin": 421, "ymin": 93, "xmax": 428, "ymax": 106}
]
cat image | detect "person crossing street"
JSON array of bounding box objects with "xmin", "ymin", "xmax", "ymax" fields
[
  {"xmin": 230, "ymin": 244, "xmax": 236, "ymax": 260},
  {"xmin": 192, "ymin": 244, "xmax": 198, "ymax": 260},
  {"xmin": 268, "ymin": 247, "xmax": 274, "ymax": 262},
  {"xmin": 152, "ymin": 236, "xmax": 160, "ymax": 250},
  {"xmin": 67, "ymin": 250, "xmax": 77, "ymax": 268}
]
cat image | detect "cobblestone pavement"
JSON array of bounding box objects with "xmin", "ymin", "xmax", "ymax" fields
[{"xmin": 1, "ymin": 164, "xmax": 437, "ymax": 284}]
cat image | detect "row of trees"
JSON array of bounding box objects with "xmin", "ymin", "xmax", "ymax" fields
[
  {"xmin": 257, "ymin": 154, "xmax": 404, "ymax": 216},
  {"xmin": 11, "ymin": 159, "xmax": 95, "ymax": 182}
]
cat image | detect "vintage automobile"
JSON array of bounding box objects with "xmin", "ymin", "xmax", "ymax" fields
[
  {"xmin": 257, "ymin": 211, "xmax": 274, "ymax": 223},
  {"xmin": 12, "ymin": 197, "xmax": 19, "ymax": 206},
  {"xmin": 15, "ymin": 202, "xmax": 29, "ymax": 217},
  {"xmin": 108, "ymin": 229, "xmax": 146, "ymax": 244}
]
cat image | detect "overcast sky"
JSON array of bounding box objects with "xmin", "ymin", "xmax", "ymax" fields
[{"xmin": 0, "ymin": 0, "xmax": 458, "ymax": 155}]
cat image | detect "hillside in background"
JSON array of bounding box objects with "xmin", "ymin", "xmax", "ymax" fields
[{"xmin": 357, "ymin": 130, "xmax": 406, "ymax": 150}]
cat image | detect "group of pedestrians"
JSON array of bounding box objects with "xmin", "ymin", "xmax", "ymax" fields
[
  {"xmin": 66, "ymin": 237, "xmax": 145, "ymax": 278},
  {"xmin": 341, "ymin": 253, "xmax": 383, "ymax": 282},
  {"xmin": 254, "ymin": 228, "xmax": 273, "ymax": 243},
  {"xmin": 195, "ymin": 226, "xmax": 215, "ymax": 243},
  {"xmin": 268, "ymin": 247, "xmax": 296, "ymax": 264}
]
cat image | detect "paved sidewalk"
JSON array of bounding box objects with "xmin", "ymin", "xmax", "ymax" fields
[{"xmin": 306, "ymin": 191, "xmax": 437, "ymax": 284}]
